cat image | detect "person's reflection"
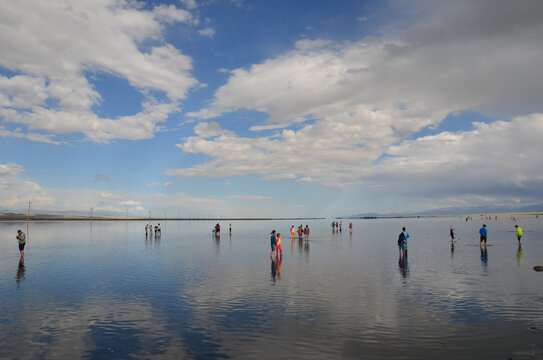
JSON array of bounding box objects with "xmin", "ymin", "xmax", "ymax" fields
[
  {"xmin": 298, "ymin": 238, "xmax": 303, "ymax": 252},
  {"xmin": 517, "ymin": 246, "xmax": 523, "ymax": 265},
  {"xmin": 16, "ymin": 259, "xmax": 26, "ymax": 288},
  {"xmin": 450, "ymin": 241, "xmax": 455, "ymax": 258},
  {"xmin": 480, "ymin": 246, "xmax": 488, "ymax": 267},
  {"xmin": 214, "ymin": 232, "xmax": 220, "ymax": 253},
  {"xmin": 276, "ymin": 256, "xmax": 282, "ymax": 280},
  {"xmin": 398, "ymin": 253, "xmax": 409, "ymax": 278},
  {"xmin": 155, "ymin": 231, "xmax": 161, "ymax": 248},
  {"xmin": 271, "ymin": 257, "xmax": 278, "ymax": 283}
]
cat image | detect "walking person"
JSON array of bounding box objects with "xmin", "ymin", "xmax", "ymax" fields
[
  {"xmin": 450, "ymin": 226, "xmax": 455, "ymax": 241},
  {"xmin": 16, "ymin": 230, "xmax": 26, "ymax": 259},
  {"xmin": 270, "ymin": 230, "xmax": 277, "ymax": 259},
  {"xmin": 479, "ymin": 224, "xmax": 488, "ymax": 247},
  {"xmin": 515, "ymin": 224, "xmax": 523, "ymax": 246}
]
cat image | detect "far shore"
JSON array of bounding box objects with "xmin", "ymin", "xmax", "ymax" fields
[{"xmin": 0, "ymin": 212, "xmax": 541, "ymax": 222}]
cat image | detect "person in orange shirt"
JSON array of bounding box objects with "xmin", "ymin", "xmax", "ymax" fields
[{"xmin": 276, "ymin": 233, "xmax": 283, "ymax": 257}]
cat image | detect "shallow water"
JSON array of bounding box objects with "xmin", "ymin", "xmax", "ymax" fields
[{"xmin": 1, "ymin": 217, "xmax": 542, "ymax": 359}]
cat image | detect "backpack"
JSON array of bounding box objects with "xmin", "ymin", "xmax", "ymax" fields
[{"xmin": 398, "ymin": 232, "xmax": 405, "ymax": 246}]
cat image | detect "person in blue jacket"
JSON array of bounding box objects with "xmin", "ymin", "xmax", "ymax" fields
[
  {"xmin": 270, "ymin": 230, "xmax": 277, "ymax": 258},
  {"xmin": 479, "ymin": 224, "xmax": 488, "ymax": 247}
]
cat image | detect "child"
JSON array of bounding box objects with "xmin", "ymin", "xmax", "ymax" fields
[{"xmin": 276, "ymin": 233, "xmax": 283, "ymax": 256}]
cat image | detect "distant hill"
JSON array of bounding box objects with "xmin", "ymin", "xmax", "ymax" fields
[{"xmin": 347, "ymin": 203, "xmax": 543, "ymax": 218}]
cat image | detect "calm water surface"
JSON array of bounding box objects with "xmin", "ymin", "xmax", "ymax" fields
[{"xmin": 1, "ymin": 218, "xmax": 543, "ymax": 359}]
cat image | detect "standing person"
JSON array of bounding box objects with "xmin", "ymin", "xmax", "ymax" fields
[
  {"xmin": 154, "ymin": 224, "xmax": 158, "ymax": 237},
  {"xmin": 16, "ymin": 230, "xmax": 26, "ymax": 259},
  {"xmin": 157, "ymin": 223, "xmax": 161, "ymax": 236},
  {"xmin": 276, "ymin": 233, "xmax": 283, "ymax": 257},
  {"xmin": 515, "ymin": 225, "xmax": 523, "ymax": 246},
  {"xmin": 402, "ymin": 227, "xmax": 409, "ymax": 256},
  {"xmin": 398, "ymin": 230, "xmax": 406, "ymax": 257},
  {"xmin": 349, "ymin": 222, "xmax": 353, "ymax": 232},
  {"xmin": 450, "ymin": 226, "xmax": 455, "ymax": 241},
  {"xmin": 479, "ymin": 224, "xmax": 488, "ymax": 247},
  {"xmin": 229, "ymin": 223, "xmax": 232, "ymax": 234},
  {"xmin": 270, "ymin": 230, "xmax": 277, "ymax": 258},
  {"xmin": 304, "ymin": 225, "xmax": 310, "ymax": 239},
  {"xmin": 291, "ymin": 225, "xmax": 295, "ymax": 239},
  {"xmin": 145, "ymin": 224, "xmax": 149, "ymax": 236},
  {"xmin": 298, "ymin": 225, "xmax": 303, "ymax": 240}
]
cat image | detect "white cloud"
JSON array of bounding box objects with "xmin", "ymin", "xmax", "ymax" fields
[
  {"xmin": 198, "ymin": 27, "xmax": 215, "ymax": 38},
  {"xmin": 180, "ymin": 0, "xmax": 198, "ymax": 10},
  {"xmin": 0, "ymin": 0, "xmax": 199, "ymax": 142},
  {"xmin": 0, "ymin": 162, "xmax": 24, "ymax": 176},
  {"xmin": 119, "ymin": 200, "xmax": 141, "ymax": 206},
  {"xmin": 0, "ymin": 162, "xmax": 53, "ymax": 208},
  {"xmin": 175, "ymin": 1, "xmax": 543, "ymax": 207}
]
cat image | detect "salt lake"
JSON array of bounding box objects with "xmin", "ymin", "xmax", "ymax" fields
[{"xmin": 1, "ymin": 217, "xmax": 542, "ymax": 359}]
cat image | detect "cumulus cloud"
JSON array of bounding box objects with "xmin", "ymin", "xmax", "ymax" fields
[
  {"xmin": 175, "ymin": 0, "xmax": 543, "ymax": 207},
  {"xmin": 0, "ymin": 162, "xmax": 53, "ymax": 208},
  {"xmin": 0, "ymin": 0, "xmax": 199, "ymax": 142}
]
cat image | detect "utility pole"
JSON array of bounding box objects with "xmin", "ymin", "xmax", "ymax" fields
[
  {"xmin": 27, "ymin": 200, "xmax": 31, "ymax": 221},
  {"xmin": 91, "ymin": 207, "xmax": 93, "ymax": 218}
]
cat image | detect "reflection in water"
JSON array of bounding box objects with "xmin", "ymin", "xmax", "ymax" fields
[
  {"xmin": 480, "ymin": 246, "xmax": 488, "ymax": 268},
  {"xmin": 398, "ymin": 254, "xmax": 409, "ymax": 278},
  {"xmin": 517, "ymin": 246, "xmax": 523, "ymax": 265},
  {"xmin": 451, "ymin": 241, "xmax": 455, "ymax": 258},
  {"xmin": 270, "ymin": 258, "xmax": 277, "ymax": 283},
  {"xmin": 214, "ymin": 232, "xmax": 220, "ymax": 253},
  {"xmin": 3, "ymin": 219, "xmax": 543, "ymax": 359},
  {"xmin": 16, "ymin": 259, "xmax": 25, "ymax": 288}
]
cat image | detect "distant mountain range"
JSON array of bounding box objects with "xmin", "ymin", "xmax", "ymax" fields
[{"xmin": 348, "ymin": 203, "xmax": 543, "ymax": 218}]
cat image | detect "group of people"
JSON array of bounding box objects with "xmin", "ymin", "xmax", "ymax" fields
[
  {"xmin": 145, "ymin": 223, "xmax": 161, "ymax": 237},
  {"xmin": 212, "ymin": 223, "xmax": 232, "ymax": 235},
  {"xmin": 331, "ymin": 221, "xmax": 353, "ymax": 232},
  {"xmin": 291, "ymin": 225, "xmax": 310, "ymax": 240},
  {"xmin": 270, "ymin": 230, "xmax": 283, "ymax": 258},
  {"xmin": 478, "ymin": 224, "xmax": 523, "ymax": 247}
]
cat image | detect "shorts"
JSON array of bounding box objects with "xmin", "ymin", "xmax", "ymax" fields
[
  {"xmin": 19, "ymin": 243, "xmax": 26, "ymax": 251},
  {"xmin": 517, "ymin": 236, "xmax": 522, "ymax": 241},
  {"xmin": 480, "ymin": 235, "xmax": 487, "ymax": 242},
  {"xmin": 271, "ymin": 244, "xmax": 276, "ymax": 252}
]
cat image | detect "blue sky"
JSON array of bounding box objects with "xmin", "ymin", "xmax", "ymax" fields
[{"xmin": 1, "ymin": 0, "xmax": 543, "ymax": 217}]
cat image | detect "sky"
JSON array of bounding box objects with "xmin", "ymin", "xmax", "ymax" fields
[{"xmin": 1, "ymin": 0, "xmax": 543, "ymax": 218}]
